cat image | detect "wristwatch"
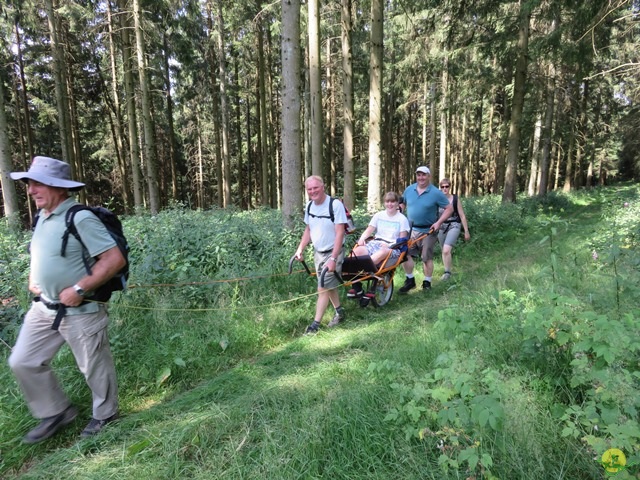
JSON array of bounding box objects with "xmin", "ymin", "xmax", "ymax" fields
[
  {"xmin": 73, "ymin": 284, "xmax": 86, "ymax": 297},
  {"xmin": 329, "ymin": 257, "xmax": 337, "ymax": 262}
]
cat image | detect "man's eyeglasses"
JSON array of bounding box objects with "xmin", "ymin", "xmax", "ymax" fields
[{"xmin": 440, "ymin": 185, "xmax": 450, "ymax": 189}]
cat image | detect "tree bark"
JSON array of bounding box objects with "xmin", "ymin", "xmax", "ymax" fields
[
  {"xmin": 281, "ymin": 0, "xmax": 303, "ymax": 229},
  {"xmin": 527, "ymin": 114, "xmax": 542, "ymax": 196},
  {"xmin": 13, "ymin": 17, "xmax": 34, "ymax": 161},
  {"xmin": 341, "ymin": 0, "xmax": 355, "ymax": 209},
  {"xmin": 118, "ymin": 0, "xmax": 144, "ymax": 209},
  {"xmin": 256, "ymin": 19, "xmax": 270, "ymax": 206},
  {"xmin": 308, "ymin": 0, "xmax": 323, "ymax": 175},
  {"xmin": 367, "ymin": 0, "xmax": 383, "ymax": 212},
  {"xmin": 133, "ymin": 0, "xmax": 160, "ymax": 213},
  {"xmin": 538, "ymin": 61, "xmax": 555, "ymax": 196},
  {"xmin": 105, "ymin": 0, "xmax": 131, "ymax": 210},
  {"xmin": 43, "ymin": 0, "xmax": 73, "ymax": 165},
  {"xmin": 216, "ymin": 0, "xmax": 232, "ymax": 207},
  {"xmin": 162, "ymin": 32, "xmax": 179, "ymax": 202},
  {"xmin": 438, "ymin": 55, "xmax": 448, "ymax": 181},
  {"xmin": 0, "ymin": 78, "xmax": 20, "ymax": 229},
  {"xmin": 502, "ymin": 7, "xmax": 530, "ymax": 203}
]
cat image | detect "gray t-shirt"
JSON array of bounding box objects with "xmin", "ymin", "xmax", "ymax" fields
[{"xmin": 31, "ymin": 197, "xmax": 116, "ymax": 315}]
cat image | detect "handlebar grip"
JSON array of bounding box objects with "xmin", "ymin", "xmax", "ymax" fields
[
  {"xmin": 289, "ymin": 255, "xmax": 311, "ymax": 275},
  {"xmin": 320, "ymin": 266, "xmax": 328, "ymax": 288},
  {"xmin": 319, "ymin": 266, "xmax": 343, "ymax": 288}
]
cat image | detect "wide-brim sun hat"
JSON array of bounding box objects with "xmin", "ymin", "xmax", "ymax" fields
[{"xmin": 10, "ymin": 156, "xmax": 85, "ymax": 191}]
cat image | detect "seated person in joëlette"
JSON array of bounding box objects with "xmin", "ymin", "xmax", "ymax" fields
[{"xmin": 347, "ymin": 191, "xmax": 410, "ymax": 298}]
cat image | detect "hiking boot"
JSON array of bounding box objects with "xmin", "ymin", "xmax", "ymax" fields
[
  {"xmin": 22, "ymin": 405, "xmax": 78, "ymax": 444},
  {"xmin": 422, "ymin": 280, "xmax": 432, "ymax": 290},
  {"xmin": 398, "ymin": 277, "xmax": 416, "ymax": 294},
  {"xmin": 328, "ymin": 306, "xmax": 346, "ymax": 327},
  {"xmin": 441, "ymin": 271, "xmax": 451, "ymax": 281},
  {"xmin": 304, "ymin": 321, "xmax": 321, "ymax": 335},
  {"xmin": 81, "ymin": 413, "xmax": 119, "ymax": 438},
  {"xmin": 347, "ymin": 283, "xmax": 364, "ymax": 298}
]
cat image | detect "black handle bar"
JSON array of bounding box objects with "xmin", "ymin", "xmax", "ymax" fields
[
  {"xmin": 289, "ymin": 255, "xmax": 311, "ymax": 275},
  {"xmin": 319, "ymin": 266, "xmax": 343, "ymax": 288}
]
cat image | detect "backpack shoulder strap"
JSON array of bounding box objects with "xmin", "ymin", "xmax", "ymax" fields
[
  {"xmin": 307, "ymin": 197, "xmax": 335, "ymax": 222},
  {"xmin": 31, "ymin": 210, "xmax": 42, "ymax": 230},
  {"xmin": 62, "ymin": 204, "xmax": 93, "ymax": 275},
  {"xmin": 328, "ymin": 196, "xmax": 335, "ymax": 223}
]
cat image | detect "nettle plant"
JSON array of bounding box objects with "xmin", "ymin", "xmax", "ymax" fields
[
  {"xmin": 534, "ymin": 201, "xmax": 640, "ymax": 463},
  {"xmin": 368, "ymin": 352, "xmax": 504, "ymax": 477}
]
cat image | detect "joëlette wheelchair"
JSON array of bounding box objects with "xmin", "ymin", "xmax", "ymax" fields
[{"xmin": 289, "ymin": 224, "xmax": 432, "ymax": 308}]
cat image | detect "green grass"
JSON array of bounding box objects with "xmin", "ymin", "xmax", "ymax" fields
[{"xmin": 1, "ymin": 184, "xmax": 639, "ymax": 479}]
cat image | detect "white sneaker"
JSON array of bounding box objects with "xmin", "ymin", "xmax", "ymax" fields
[{"xmin": 441, "ymin": 272, "xmax": 451, "ymax": 281}]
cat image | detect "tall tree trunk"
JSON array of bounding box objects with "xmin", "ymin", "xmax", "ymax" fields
[
  {"xmin": 256, "ymin": 19, "xmax": 270, "ymax": 206},
  {"xmin": 473, "ymin": 104, "xmax": 482, "ymax": 195},
  {"xmin": 162, "ymin": 33, "xmax": 179, "ymax": 201},
  {"xmin": 438, "ymin": 56, "xmax": 448, "ymax": 181},
  {"xmin": 0, "ymin": 79, "xmax": 20, "ymax": 229},
  {"xmin": 133, "ymin": 0, "xmax": 160, "ymax": 213},
  {"xmin": 327, "ymin": 38, "xmax": 337, "ymax": 195},
  {"xmin": 281, "ymin": 0, "xmax": 303, "ymax": 229},
  {"xmin": 14, "ymin": 18, "xmax": 34, "ymax": 161},
  {"xmin": 265, "ymin": 28, "xmax": 280, "ymax": 207},
  {"xmin": 43, "ymin": 0, "xmax": 73, "ymax": 165},
  {"xmin": 106, "ymin": 0, "xmax": 131, "ymax": 210},
  {"xmin": 119, "ymin": 0, "xmax": 144, "ymax": 209},
  {"xmin": 503, "ymin": 7, "xmax": 530, "ymax": 203},
  {"xmin": 563, "ymin": 121, "xmax": 576, "ymax": 192},
  {"xmin": 308, "ymin": 0, "xmax": 323, "ymax": 175},
  {"xmin": 538, "ymin": 61, "xmax": 556, "ymax": 196},
  {"xmin": 216, "ymin": 0, "xmax": 232, "ymax": 207},
  {"xmin": 527, "ymin": 114, "xmax": 542, "ymax": 196},
  {"xmin": 367, "ymin": 0, "xmax": 383, "ymax": 212},
  {"xmin": 233, "ymin": 55, "xmax": 245, "ymax": 208},
  {"xmin": 341, "ymin": 0, "xmax": 355, "ymax": 209},
  {"xmin": 429, "ymin": 82, "xmax": 437, "ymax": 172},
  {"xmin": 422, "ymin": 79, "xmax": 428, "ymax": 165}
]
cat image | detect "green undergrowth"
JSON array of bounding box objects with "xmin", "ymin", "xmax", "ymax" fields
[{"xmin": 0, "ymin": 184, "xmax": 639, "ymax": 479}]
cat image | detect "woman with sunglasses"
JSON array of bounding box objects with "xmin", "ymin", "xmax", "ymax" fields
[{"xmin": 437, "ymin": 179, "xmax": 470, "ymax": 280}]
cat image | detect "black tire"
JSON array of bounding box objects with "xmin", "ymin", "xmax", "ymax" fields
[{"xmin": 371, "ymin": 272, "xmax": 394, "ymax": 307}]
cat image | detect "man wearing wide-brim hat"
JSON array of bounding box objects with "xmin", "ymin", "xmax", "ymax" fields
[{"xmin": 8, "ymin": 156, "xmax": 126, "ymax": 443}]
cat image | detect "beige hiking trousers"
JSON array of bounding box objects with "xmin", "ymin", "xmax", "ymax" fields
[{"xmin": 8, "ymin": 304, "xmax": 118, "ymax": 420}]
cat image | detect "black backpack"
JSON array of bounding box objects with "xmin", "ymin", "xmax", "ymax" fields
[
  {"xmin": 306, "ymin": 196, "xmax": 357, "ymax": 234},
  {"xmin": 33, "ymin": 205, "xmax": 130, "ymax": 302}
]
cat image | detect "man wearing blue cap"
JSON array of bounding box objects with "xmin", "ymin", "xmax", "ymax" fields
[
  {"xmin": 8, "ymin": 156, "xmax": 126, "ymax": 443},
  {"xmin": 399, "ymin": 166, "xmax": 452, "ymax": 292}
]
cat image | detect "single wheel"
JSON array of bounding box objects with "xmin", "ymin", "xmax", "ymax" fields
[{"xmin": 371, "ymin": 272, "xmax": 394, "ymax": 307}]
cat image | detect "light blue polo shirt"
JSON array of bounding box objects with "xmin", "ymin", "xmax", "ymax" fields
[
  {"xmin": 31, "ymin": 198, "xmax": 116, "ymax": 315},
  {"xmin": 402, "ymin": 183, "xmax": 450, "ymax": 233}
]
